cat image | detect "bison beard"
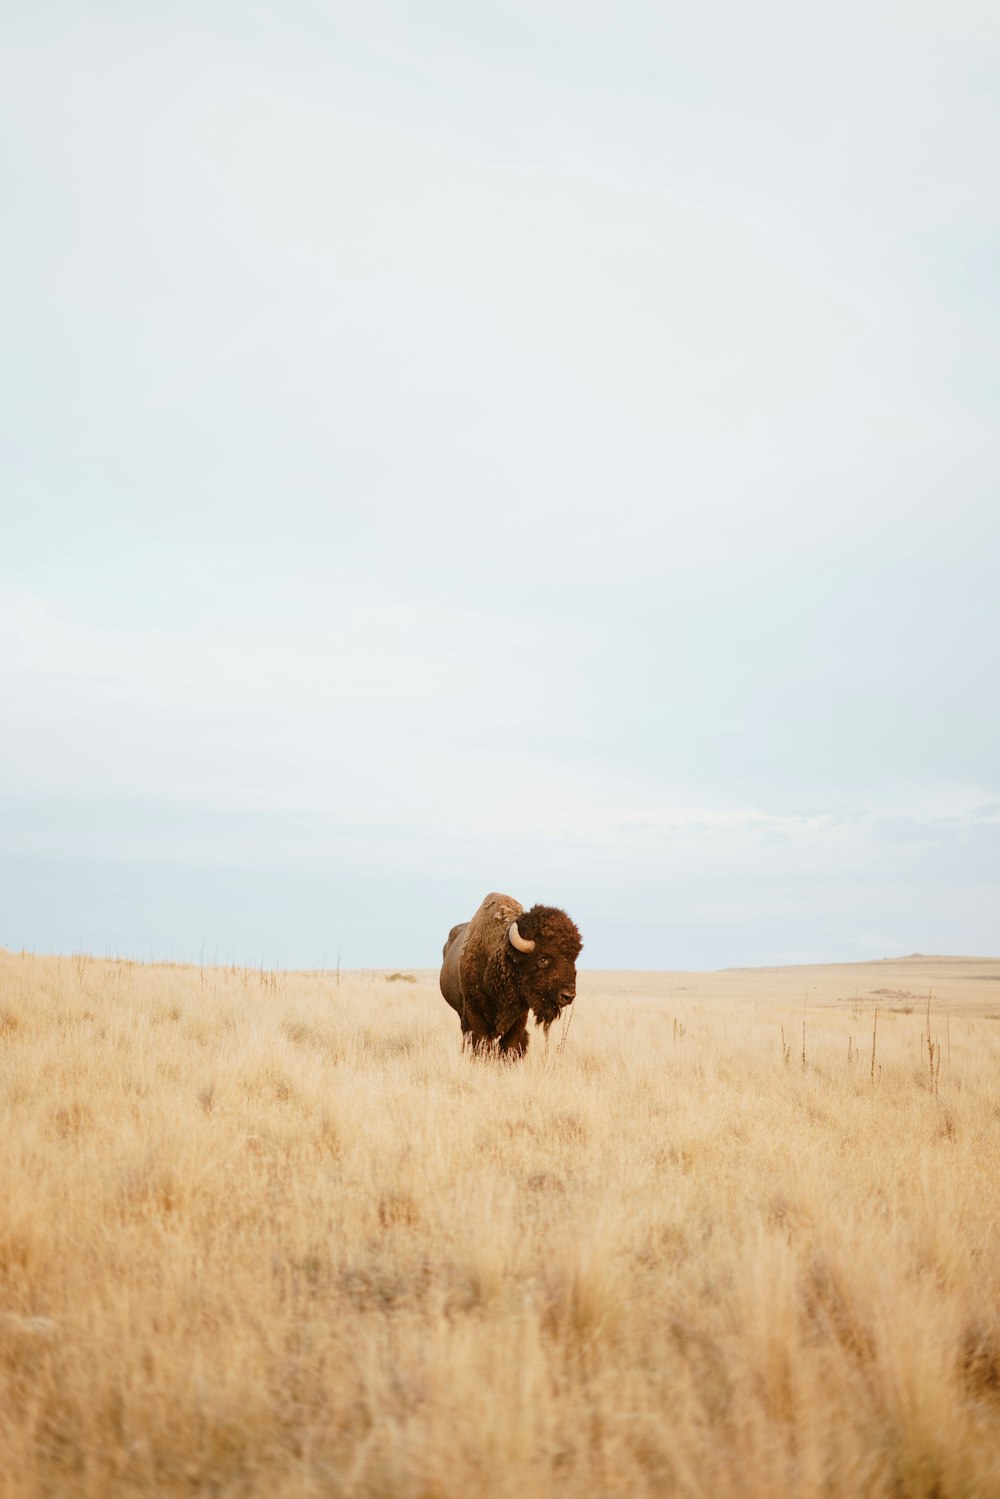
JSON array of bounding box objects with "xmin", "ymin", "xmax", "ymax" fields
[{"xmin": 439, "ymin": 892, "xmax": 582, "ymax": 1059}]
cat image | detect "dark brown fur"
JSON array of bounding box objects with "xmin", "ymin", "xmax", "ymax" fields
[{"xmin": 439, "ymin": 892, "xmax": 582, "ymax": 1059}]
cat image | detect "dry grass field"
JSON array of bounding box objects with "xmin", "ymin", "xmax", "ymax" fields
[{"xmin": 3, "ymin": 947, "xmax": 1000, "ymax": 1498}]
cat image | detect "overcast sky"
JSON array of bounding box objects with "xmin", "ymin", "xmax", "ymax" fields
[{"xmin": 2, "ymin": 1, "xmax": 998, "ymax": 969}]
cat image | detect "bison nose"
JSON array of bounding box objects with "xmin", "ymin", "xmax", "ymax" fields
[{"xmin": 559, "ymin": 990, "xmax": 575, "ymax": 1008}]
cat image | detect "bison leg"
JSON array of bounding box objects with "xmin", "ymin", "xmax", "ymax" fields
[
  {"xmin": 461, "ymin": 1023, "xmax": 486, "ymax": 1055},
  {"xmin": 497, "ymin": 1015, "xmax": 529, "ymax": 1059},
  {"xmin": 461, "ymin": 1003, "xmax": 485, "ymax": 1054}
]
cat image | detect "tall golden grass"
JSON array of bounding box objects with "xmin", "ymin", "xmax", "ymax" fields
[{"xmin": 2, "ymin": 947, "xmax": 1000, "ymax": 1498}]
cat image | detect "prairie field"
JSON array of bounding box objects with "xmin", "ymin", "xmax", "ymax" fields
[{"xmin": 2, "ymin": 948, "xmax": 1000, "ymax": 1499}]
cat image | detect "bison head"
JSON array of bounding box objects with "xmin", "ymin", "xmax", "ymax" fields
[{"xmin": 506, "ymin": 904, "xmax": 582, "ymax": 1031}]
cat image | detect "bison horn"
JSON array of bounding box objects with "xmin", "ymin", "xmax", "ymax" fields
[{"xmin": 508, "ymin": 921, "xmax": 535, "ymax": 954}]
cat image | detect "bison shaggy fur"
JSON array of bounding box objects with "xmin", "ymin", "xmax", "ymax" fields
[{"xmin": 439, "ymin": 891, "xmax": 583, "ymax": 1058}]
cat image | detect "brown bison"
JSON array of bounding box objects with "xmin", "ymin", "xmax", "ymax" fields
[{"xmin": 439, "ymin": 891, "xmax": 583, "ymax": 1058}]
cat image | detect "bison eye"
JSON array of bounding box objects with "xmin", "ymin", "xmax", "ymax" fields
[{"xmin": 538, "ymin": 956, "xmax": 550, "ymax": 967}]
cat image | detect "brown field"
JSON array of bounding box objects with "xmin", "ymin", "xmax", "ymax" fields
[{"xmin": 3, "ymin": 947, "xmax": 1000, "ymax": 1498}]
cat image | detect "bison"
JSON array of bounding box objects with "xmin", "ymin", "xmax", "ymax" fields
[{"xmin": 439, "ymin": 891, "xmax": 583, "ymax": 1058}]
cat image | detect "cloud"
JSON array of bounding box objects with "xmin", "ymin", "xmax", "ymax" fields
[{"xmin": 2, "ymin": 4, "xmax": 998, "ymax": 966}]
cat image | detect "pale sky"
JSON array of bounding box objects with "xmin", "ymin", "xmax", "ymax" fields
[{"xmin": 2, "ymin": 2, "xmax": 998, "ymax": 968}]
